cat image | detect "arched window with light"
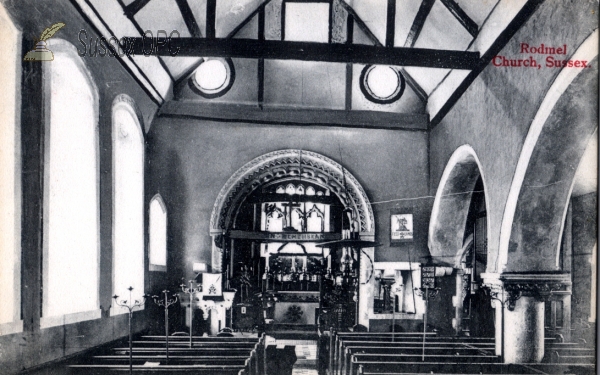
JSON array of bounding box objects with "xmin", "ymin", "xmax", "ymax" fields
[
  {"xmin": 41, "ymin": 39, "xmax": 100, "ymax": 327},
  {"xmin": 112, "ymin": 94, "xmax": 145, "ymax": 313},
  {"xmin": 149, "ymin": 194, "xmax": 167, "ymax": 272},
  {"xmin": 0, "ymin": 4, "xmax": 22, "ymax": 335}
]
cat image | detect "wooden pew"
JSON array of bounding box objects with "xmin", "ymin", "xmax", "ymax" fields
[
  {"xmin": 339, "ymin": 346, "xmax": 494, "ymax": 375},
  {"xmin": 549, "ymin": 347, "xmax": 596, "ymax": 364},
  {"xmin": 141, "ymin": 335, "xmax": 260, "ymax": 342},
  {"xmin": 346, "ymin": 354, "xmax": 500, "ymax": 375},
  {"xmin": 129, "ymin": 341, "xmax": 259, "ymax": 348},
  {"xmin": 355, "ymin": 362, "xmax": 597, "ymax": 375},
  {"xmin": 352, "ymin": 356, "xmax": 595, "ymax": 375},
  {"xmin": 333, "ymin": 337, "xmax": 495, "ymax": 375},
  {"xmin": 86, "ymin": 356, "xmax": 250, "ymax": 365},
  {"xmin": 68, "ymin": 363, "xmax": 247, "ymax": 374},
  {"xmin": 110, "ymin": 348, "xmax": 256, "ymax": 357},
  {"xmin": 354, "ymin": 361, "xmax": 578, "ymax": 375},
  {"xmin": 69, "ymin": 334, "xmax": 265, "ymax": 375}
]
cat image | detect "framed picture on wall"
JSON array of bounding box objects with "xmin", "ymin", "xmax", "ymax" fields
[{"xmin": 390, "ymin": 213, "xmax": 413, "ymax": 243}]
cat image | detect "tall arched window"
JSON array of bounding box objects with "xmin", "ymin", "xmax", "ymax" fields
[
  {"xmin": 149, "ymin": 195, "xmax": 167, "ymax": 272},
  {"xmin": 0, "ymin": 4, "xmax": 22, "ymax": 334},
  {"xmin": 112, "ymin": 95, "xmax": 145, "ymax": 311},
  {"xmin": 42, "ymin": 40, "xmax": 100, "ymax": 327}
]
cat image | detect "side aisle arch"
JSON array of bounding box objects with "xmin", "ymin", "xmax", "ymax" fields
[
  {"xmin": 498, "ymin": 29, "xmax": 598, "ymax": 272},
  {"xmin": 428, "ymin": 145, "xmax": 491, "ymax": 268}
]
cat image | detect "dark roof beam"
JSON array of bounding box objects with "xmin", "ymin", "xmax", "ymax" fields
[
  {"xmin": 404, "ymin": 0, "xmax": 435, "ymax": 47},
  {"xmin": 430, "ymin": 0, "xmax": 545, "ymax": 127},
  {"xmin": 159, "ymin": 101, "xmax": 429, "ymax": 131},
  {"xmin": 116, "ymin": 0, "xmax": 175, "ymax": 82},
  {"xmin": 126, "ymin": 38, "xmax": 480, "ymax": 70},
  {"xmin": 439, "ymin": 0, "xmax": 478, "ymax": 37},
  {"xmin": 227, "ymin": 0, "xmax": 272, "ymax": 39},
  {"xmin": 174, "ymin": 0, "xmax": 203, "ymax": 37},
  {"xmin": 174, "ymin": 1, "xmax": 270, "ymax": 87},
  {"xmin": 338, "ymin": 0, "xmax": 383, "ymax": 47},
  {"xmin": 386, "ymin": 0, "xmax": 396, "ymax": 47},
  {"xmin": 206, "ymin": 0, "xmax": 216, "ymax": 38},
  {"xmin": 400, "ymin": 68, "xmax": 427, "ymax": 102},
  {"xmin": 123, "ymin": 0, "xmax": 152, "ymax": 17}
]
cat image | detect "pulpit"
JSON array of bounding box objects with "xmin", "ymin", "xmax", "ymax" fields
[{"xmin": 178, "ymin": 271, "xmax": 236, "ymax": 336}]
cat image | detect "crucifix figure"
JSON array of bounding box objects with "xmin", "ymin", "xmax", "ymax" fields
[{"xmin": 280, "ymin": 201, "xmax": 303, "ymax": 231}]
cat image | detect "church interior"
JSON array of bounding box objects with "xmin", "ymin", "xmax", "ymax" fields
[{"xmin": 0, "ymin": 0, "xmax": 597, "ymax": 374}]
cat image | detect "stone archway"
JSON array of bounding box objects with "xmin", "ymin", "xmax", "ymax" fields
[
  {"xmin": 209, "ymin": 149, "xmax": 376, "ymax": 330},
  {"xmin": 498, "ymin": 29, "xmax": 598, "ymax": 273},
  {"xmin": 428, "ymin": 145, "xmax": 493, "ymax": 337},
  {"xmin": 482, "ymin": 30, "xmax": 598, "ymax": 364},
  {"xmin": 210, "ymin": 149, "xmax": 374, "ymax": 235},
  {"xmin": 209, "ymin": 149, "xmax": 375, "ymax": 272},
  {"xmin": 428, "ymin": 145, "xmax": 491, "ymax": 268}
]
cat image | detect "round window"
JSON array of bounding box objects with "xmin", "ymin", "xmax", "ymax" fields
[
  {"xmin": 189, "ymin": 58, "xmax": 235, "ymax": 98},
  {"xmin": 359, "ymin": 65, "xmax": 405, "ymax": 104}
]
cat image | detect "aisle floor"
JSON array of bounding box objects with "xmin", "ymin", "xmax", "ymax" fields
[{"xmin": 292, "ymin": 343, "xmax": 318, "ymax": 375}]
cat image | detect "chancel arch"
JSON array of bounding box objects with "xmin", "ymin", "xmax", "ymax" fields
[
  {"xmin": 210, "ymin": 149, "xmax": 374, "ymax": 236},
  {"xmin": 112, "ymin": 94, "xmax": 146, "ymax": 311},
  {"xmin": 209, "ymin": 149, "xmax": 375, "ymax": 331},
  {"xmin": 42, "ymin": 39, "xmax": 100, "ymax": 327}
]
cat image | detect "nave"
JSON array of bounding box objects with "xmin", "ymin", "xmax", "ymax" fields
[{"xmin": 45, "ymin": 329, "xmax": 594, "ymax": 375}]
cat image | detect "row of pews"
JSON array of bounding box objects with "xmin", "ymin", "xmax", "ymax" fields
[
  {"xmin": 319, "ymin": 330, "xmax": 595, "ymax": 375},
  {"xmin": 68, "ymin": 334, "xmax": 266, "ymax": 375}
]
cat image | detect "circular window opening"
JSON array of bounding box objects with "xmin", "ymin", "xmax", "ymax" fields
[
  {"xmin": 359, "ymin": 65, "xmax": 405, "ymax": 104},
  {"xmin": 189, "ymin": 58, "xmax": 235, "ymax": 98}
]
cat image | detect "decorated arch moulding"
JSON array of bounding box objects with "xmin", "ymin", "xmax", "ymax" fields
[{"xmin": 210, "ymin": 149, "xmax": 375, "ymax": 236}]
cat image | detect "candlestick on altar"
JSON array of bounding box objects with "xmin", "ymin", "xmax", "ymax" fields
[
  {"xmin": 113, "ymin": 286, "xmax": 146, "ymax": 375},
  {"xmin": 180, "ymin": 280, "xmax": 202, "ymax": 348},
  {"xmin": 150, "ymin": 290, "xmax": 178, "ymax": 363}
]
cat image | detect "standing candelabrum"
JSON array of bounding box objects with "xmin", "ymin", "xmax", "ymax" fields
[
  {"xmin": 180, "ymin": 280, "xmax": 202, "ymax": 348},
  {"xmin": 415, "ymin": 285, "xmax": 440, "ymax": 361},
  {"xmin": 113, "ymin": 286, "xmax": 147, "ymax": 375},
  {"xmin": 150, "ymin": 290, "xmax": 178, "ymax": 363}
]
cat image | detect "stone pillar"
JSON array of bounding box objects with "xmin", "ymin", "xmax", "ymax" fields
[
  {"xmin": 358, "ymin": 248, "xmax": 375, "ymax": 329},
  {"xmin": 561, "ymin": 294, "xmax": 572, "ymax": 341},
  {"xmin": 490, "ymin": 297, "xmax": 503, "ymax": 357},
  {"xmin": 482, "ymin": 272, "xmax": 572, "ymax": 364},
  {"xmin": 453, "ymin": 270, "xmax": 464, "ymax": 336},
  {"xmin": 504, "ymin": 296, "xmax": 545, "ymax": 363}
]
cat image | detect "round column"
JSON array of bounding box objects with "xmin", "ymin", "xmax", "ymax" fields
[
  {"xmin": 503, "ymin": 296, "xmax": 545, "ymax": 363},
  {"xmin": 491, "ymin": 299, "xmax": 503, "ymax": 357}
]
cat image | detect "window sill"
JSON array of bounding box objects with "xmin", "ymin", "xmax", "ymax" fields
[
  {"xmin": 0, "ymin": 320, "xmax": 23, "ymax": 336},
  {"xmin": 149, "ymin": 264, "xmax": 167, "ymax": 272},
  {"xmin": 110, "ymin": 305, "xmax": 145, "ymax": 317},
  {"xmin": 40, "ymin": 309, "xmax": 101, "ymax": 329}
]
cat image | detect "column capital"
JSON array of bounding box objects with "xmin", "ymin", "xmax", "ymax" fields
[{"xmin": 481, "ymin": 272, "xmax": 571, "ymax": 311}]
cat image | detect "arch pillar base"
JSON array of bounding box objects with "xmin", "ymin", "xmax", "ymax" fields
[{"xmin": 482, "ymin": 272, "xmax": 571, "ymax": 364}]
